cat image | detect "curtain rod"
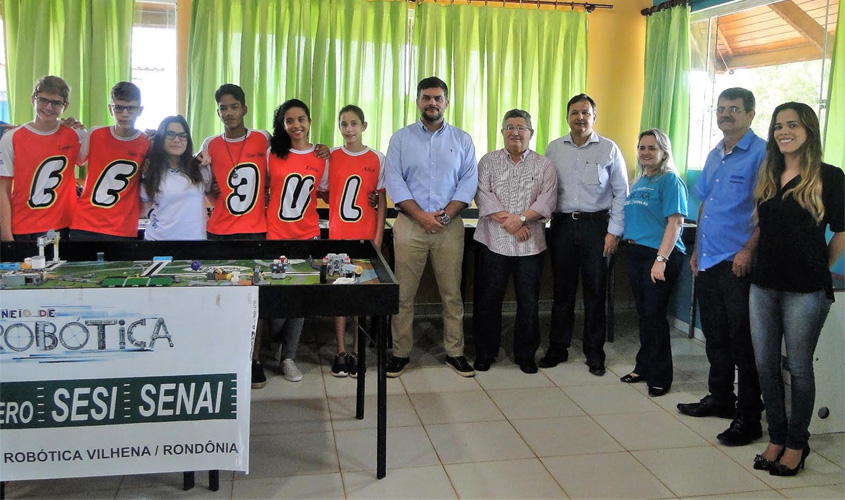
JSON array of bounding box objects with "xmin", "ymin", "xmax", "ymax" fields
[
  {"xmin": 641, "ymin": 0, "xmax": 688, "ymax": 16},
  {"xmin": 409, "ymin": 1, "xmax": 613, "ymax": 12}
]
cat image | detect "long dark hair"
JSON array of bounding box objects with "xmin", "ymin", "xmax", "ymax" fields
[
  {"xmin": 142, "ymin": 115, "xmax": 204, "ymax": 204},
  {"xmin": 270, "ymin": 99, "xmax": 310, "ymax": 159},
  {"xmin": 753, "ymin": 102, "xmax": 825, "ymax": 223}
]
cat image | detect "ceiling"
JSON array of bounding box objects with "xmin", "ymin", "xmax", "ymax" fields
[{"xmin": 694, "ymin": 0, "xmax": 839, "ymax": 71}]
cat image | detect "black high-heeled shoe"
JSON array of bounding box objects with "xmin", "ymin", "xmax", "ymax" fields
[
  {"xmin": 753, "ymin": 446, "xmax": 785, "ymax": 471},
  {"xmin": 769, "ymin": 446, "xmax": 810, "ymax": 476}
]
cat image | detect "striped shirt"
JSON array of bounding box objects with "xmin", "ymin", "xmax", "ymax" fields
[{"xmin": 474, "ymin": 149, "xmax": 558, "ymax": 256}]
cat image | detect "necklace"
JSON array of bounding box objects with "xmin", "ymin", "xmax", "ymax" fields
[{"xmin": 224, "ymin": 131, "xmax": 248, "ymax": 172}]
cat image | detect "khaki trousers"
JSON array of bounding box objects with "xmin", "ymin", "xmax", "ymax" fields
[{"xmin": 391, "ymin": 213, "xmax": 465, "ymax": 358}]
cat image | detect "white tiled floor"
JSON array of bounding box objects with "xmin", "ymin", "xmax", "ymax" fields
[{"xmin": 5, "ymin": 311, "xmax": 844, "ymax": 499}]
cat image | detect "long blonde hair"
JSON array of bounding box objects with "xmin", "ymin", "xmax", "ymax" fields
[{"xmin": 754, "ymin": 102, "xmax": 825, "ymax": 223}]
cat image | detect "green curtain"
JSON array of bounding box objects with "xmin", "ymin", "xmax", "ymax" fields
[
  {"xmin": 187, "ymin": 0, "xmax": 316, "ymax": 145},
  {"xmin": 639, "ymin": 4, "xmax": 691, "ymax": 175},
  {"xmin": 311, "ymin": 0, "xmax": 408, "ymax": 152},
  {"xmin": 2, "ymin": 0, "xmax": 134, "ymax": 129},
  {"xmin": 824, "ymin": 4, "xmax": 844, "ymax": 168},
  {"xmin": 188, "ymin": 0, "xmax": 409, "ymax": 152},
  {"xmin": 411, "ymin": 3, "xmax": 587, "ymax": 154}
]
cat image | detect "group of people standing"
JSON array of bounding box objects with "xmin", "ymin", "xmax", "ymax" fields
[
  {"xmin": 1, "ymin": 75, "xmax": 842, "ymax": 477},
  {"xmin": 383, "ymin": 79, "xmax": 842, "ymax": 478}
]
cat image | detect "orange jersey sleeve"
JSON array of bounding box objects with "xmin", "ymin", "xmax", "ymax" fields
[
  {"xmin": 327, "ymin": 147, "xmax": 385, "ymax": 240},
  {"xmin": 203, "ymin": 130, "xmax": 269, "ymax": 235},
  {"xmin": 265, "ymin": 147, "xmax": 327, "ymax": 240},
  {"xmin": 71, "ymin": 126, "xmax": 150, "ymax": 237},
  {"xmin": 1, "ymin": 125, "xmax": 82, "ymax": 235}
]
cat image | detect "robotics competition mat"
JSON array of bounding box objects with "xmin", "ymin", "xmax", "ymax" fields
[{"xmin": 0, "ymin": 257, "xmax": 378, "ymax": 290}]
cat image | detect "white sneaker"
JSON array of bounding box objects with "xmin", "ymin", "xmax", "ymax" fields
[{"xmin": 282, "ymin": 359, "xmax": 303, "ymax": 382}]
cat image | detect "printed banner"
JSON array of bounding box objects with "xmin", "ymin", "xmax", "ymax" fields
[{"xmin": 0, "ymin": 286, "xmax": 257, "ymax": 481}]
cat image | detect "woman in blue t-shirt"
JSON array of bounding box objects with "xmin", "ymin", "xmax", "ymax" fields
[{"xmin": 619, "ymin": 128, "xmax": 688, "ymax": 397}]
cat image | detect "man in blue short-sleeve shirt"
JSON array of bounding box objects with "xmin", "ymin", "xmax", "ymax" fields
[{"xmin": 678, "ymin": 88, "xmax": 767, "ymax": 447}]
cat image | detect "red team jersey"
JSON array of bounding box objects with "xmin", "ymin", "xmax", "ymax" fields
[
  {"xmin": 201, "ymin": 130, "xmax": 270, "ymax": 235},
  {"xmin": 327, "ymin": 147, "xmax": 385, "ymax": 240},
  {"xmin": 0, "ymin": 124, "xmax": 82, "ymax": 235},
  {"xmin": 265, "ymin": 147, "xmax": 328, "ymax": 240},
  {"xmin": 71, "ymin": 126, "xmax": 151, "ymax": 237}
]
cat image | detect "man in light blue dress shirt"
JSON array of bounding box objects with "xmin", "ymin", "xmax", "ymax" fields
[
  {"xmin": 383, "ymin": 77, "xmax": 478, "ymax": 378},
  {"xmin": 542, "ymin": 94, "xmax": 629, "ymax": 376}
]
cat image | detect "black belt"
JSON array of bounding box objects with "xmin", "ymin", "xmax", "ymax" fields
[{"xmin": 554, "ymin": 210, "xmax": 609, "ymax": 221}]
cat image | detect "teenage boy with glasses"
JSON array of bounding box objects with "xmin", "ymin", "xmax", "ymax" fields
[
  {"xmin": 70, "ymin": 81, "xmax": 151, "ymax": 240},
  {"xmin": 0, "ymin": 75, "xmax": 83, "ymax": 241}
]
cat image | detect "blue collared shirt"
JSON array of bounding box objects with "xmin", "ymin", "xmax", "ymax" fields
[
  {"xmin": 384, "ymin": 120, "xmax": 477, "ymax": 211},
  {"xmin": 693, "ymin": 128, "xmax": 766, "ymax": 271}
]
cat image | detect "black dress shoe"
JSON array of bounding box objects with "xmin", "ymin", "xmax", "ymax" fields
[
  {"xmin": 717, "ymin": 416, "xmax": 762, "ymax": 446},
  {"xmin": 473, "ymin": 357, "xmax": 495, "ymax": 372},
  {"xmin": 588, "ymin": 364, "xmax": 606, "ymax": 376},
  {"xmin": 677, "ymin": 395, "xmax": 734, "ymax": 418},
  {"xmin": 538, "ymin": 349, "xmax": 568, "ymax": 368},
  {"xmin": 648, "ymin": 386, "xmax": 669, "ymax": 397},
  {"xmin": 515, "ymin": 358, "xmax": 538, "ymax": 374},
  {"xmin": 620, "ymin": 373, "xmax": 644, "ymax": 383}
]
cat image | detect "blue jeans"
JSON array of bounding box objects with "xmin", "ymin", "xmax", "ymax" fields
[
  {"xmin": 749, "ymin": 285, "xmax": 831, "ymax": 449},
  {"xmin": 473, "ymin": 244, "xmax": 544, "ymax": 361},
  {"xmin": 626, "ymin": 244, "xmax": 682, "ymax": 389}
]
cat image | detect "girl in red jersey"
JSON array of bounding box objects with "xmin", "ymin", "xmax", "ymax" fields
[
  {"xmin": 264, "ymin": 99, "xmax": 328, "ymax": 383},
  {"xmin": 326, "ymin": 105, "xmax": 386, "ymax": 377}
]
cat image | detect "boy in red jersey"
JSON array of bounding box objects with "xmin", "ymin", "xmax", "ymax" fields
[
  {"xmin": 200, "ymin": 84, "xmax": 269, "ymax": 240},
  {"xmin": 70, "ymin": 82, "xmax": 151, "ymax": 240},
  {"xmin": 199, "ymin": 84, "xmax": 271, "ymax": 390},
  {"xmin": 325, "ymin": 105, "xmax": 386, "ymax": 377},
  {"xmin": 0, "ymin": 76, "xmax": 83, "ymax": 241}
]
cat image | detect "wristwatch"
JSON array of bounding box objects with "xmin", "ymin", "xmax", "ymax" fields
[
  {"xmin": 656, "ymin": 254, "xmax": 669, "ymax": 263},
  {"xmin": 439, "ymin": 213, "xmax": 451, "ymax": 225},
  {"xmin": 519, "ymin": 213, "xmax": 527, "ymax": 223}
]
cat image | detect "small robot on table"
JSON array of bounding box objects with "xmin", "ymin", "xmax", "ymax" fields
[{"xmin": 320, "ymin": 253, "xmax": 363, "ymax": 284}]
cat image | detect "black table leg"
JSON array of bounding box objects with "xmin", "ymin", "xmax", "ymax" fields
[
  {"xmin": 688, "ymin": 272, "xmax": 697, "ymax": 339},
  {"xmin": 356, "ymin": 321, "xmax": 367, "ymax": 420},
  {"xmin": 606, "ymin": 253, "xmax": 616, "ymax": 343},
  {"xmin": 183, "ymin": 471, "xmax": 195, "ymax": 490},
  {"xmin": 209, "ymin": 470, "xmax": 219, "ymax": 491},
  {"xmin": 377, "ymin": 315, "xmax": 387, "ymax": 479}
]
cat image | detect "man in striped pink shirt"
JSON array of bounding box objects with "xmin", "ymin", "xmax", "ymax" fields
[{"xmin": 472, "ymin": 109, "xmax": 558, "ymax": 374}]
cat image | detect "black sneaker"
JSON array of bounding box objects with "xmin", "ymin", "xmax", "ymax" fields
[
  {"xmin": 347, "ymin": 352, "xmax": 358, "ymax": 378},
  {"xmin": 331, "ymin": 353, "xmax": 349, "ymax": 378},
  {"xmin": 386, "ymin": 356, "xmax": 410, "ymax": 378},
  {"xmin": 445, "ymin": 356, "xmax": 475, "ymax": 377},
  {"xmin": 251, "ymin": 361, "xmax": 267, "ymax": 389}
]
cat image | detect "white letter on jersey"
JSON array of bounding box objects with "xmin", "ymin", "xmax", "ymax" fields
[
  {"xmin": 29, "ymin": 156, "xmax": 69, "ymax": 209},
  {"xmin": 91, "ymin": 160, "xmax": 139, "ymax": 207},
  {"xmin": 227, "ymin": 164, "xmax": 259, "ymax": 215},
  {"xmin": 340, "ymin": 175, "xmax": 363, "ymax": 222},
  {"xmin": 279, "ymin": 174, "xmax": 315, "ymax": 221}
]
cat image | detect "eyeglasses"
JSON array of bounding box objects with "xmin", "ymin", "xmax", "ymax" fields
[
  {"xmin": 715, "ymin": 106, "xmax": 746, "ymax": 115},
  {"xmin": 165, "ymin": 131, "xmax": 189, "ymax": 142},
  {"xmin": 504, "ymin": 125, "xmax": 532, "ymax": 133},
  {"xmin": 35, "ymin": 96, "xmax": 67, "ymax": 109},
  {"xmin": 111, "ymin": 104, "xmax": 140, "ymax": 114}
]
